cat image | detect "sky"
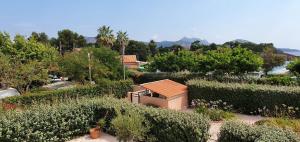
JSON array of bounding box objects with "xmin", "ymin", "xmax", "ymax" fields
[{"xmin": 1, "ymin": 0, "xmax": 300, "ymax": 49}]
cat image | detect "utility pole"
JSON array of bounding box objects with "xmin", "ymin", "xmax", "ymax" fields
[
  {"xmin": 88, "ymin": 52, "xmax": 92, "ymax": 84},
  {"xmin": 59, "ymin": 41, "xmax": 62, "ymax": 55}
]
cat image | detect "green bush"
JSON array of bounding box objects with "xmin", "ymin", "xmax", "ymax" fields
[
  {"xmin": 187, "ymin": 79, "xmax": 300, "ymax": 117},
  {"xmin": 3, "ymin": 80, "xmax": 133, "ymax": 106},
  {"xmin": 219, "ymin": 121, "xmax": 300, "ymax": 142},
  {"xmin": 132, "ymin": 71, "xmax": 203, "ymax": 84},
  {"xmin": 132, "ymin": 71, "xmax": 300, "ymax": 86},
  {"xmin": 255, "ymin": 118, "xmax": 300, "ymax": 135},
  {"xmin": 195, "ymin": 107, "xmax": 235, "ymax": 121},
  {"xmin": 260, "ymin": 75, "xmax": 299, "ymax": 86},
  {"xmin": 0, "ymin": 97, "xmax": 210, "ymax": 142}
]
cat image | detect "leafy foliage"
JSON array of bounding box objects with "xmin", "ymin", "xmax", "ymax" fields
[
  {"xmin": 261, "ymin": 47, "xmax": 286, "ymax": 73},
  {"xmin": 125, "ymin": 40, "xmax": 150, "ymax": 61},
  {"xmin": 52, "ymin": 29, "xmax": 87, "ymax": 54},
  {"xmin": 3, "ymin": 80, "xmax": 133, "ymax": 105},
  {"xmin": 219, "ymin": 121, "xmax": 300, "ymax": 142},
  {"xmin": 147, "ymin": 47, "xmax": 263, "ymax": 75},
  {"xmin": 96, "ymin": 25, "xmax": 115, "ymax": 48},
  {"xmin": 195, "ymin": 47, "xmax": 263, "ymax": 74},
  {"xmin": 187, "ymin": 79, "xmax": 300, "ymax": 117},
  {"xmin": 288, "ymin": 58, "xmax": 300, "ymax": 75},
  {"xmin": 59, "ymin": 47, "xmax": 123, "ymax": 84},
  {"xmin": 255, "ymin": 118, "xmax": 300, "ymax": 135},
  {"xmin": 111, "ymin": 110, "xmax": 150, "ymax": 142},
  {"xmin": 147, "ymin": 50, "xmax": 199, "ymax": 72},
  {"xmin": 0, "ymin": 97, "xmax": 210, "ymax": 142},
  {"xmin": 0, "ymin": 33, "xmax": 59, "ymax": 92}
]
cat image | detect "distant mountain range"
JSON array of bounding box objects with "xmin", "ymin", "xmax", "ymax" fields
[
  {"xmin": 84, "ymin": 36, "xmax": 300, "ymax": 56},
  {"xmin": 85, "ymin": 37, "xmax": 97, "ymax": 44},
  {"xmin": 156, "ymin": 37, "xmax": 209, "ymax": 48},
  {"xmin": 277, "ymin": 48, "xmax": 300, "ymax": 56}
]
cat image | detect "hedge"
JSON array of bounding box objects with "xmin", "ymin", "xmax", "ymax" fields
[
  {"xmin": 187, "ymin": 79, "xmax": 300, "ymax": 116},
  {"xmin": 132, "ymin": 72, "xmax": 203, "ymax": 84},
  {"xmin": 219, "ymin": 121, "xmax": 300, "ymax": 142},
  {"xmin": 0, "ymin": 97, "xmax": 210, "ymax": 142},
  {"xmin": 133, "ymin": 72, "xmax": 300, "ymax": 86},
  {"xmin": 2, "ymin": 80, "xmax": 133, "ymax": 106}
]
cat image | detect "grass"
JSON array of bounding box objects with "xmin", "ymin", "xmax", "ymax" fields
[
  {"xmin": 195, "ymin": 107, "xmax": 235, "ymax": 121},
  {"xmin": 255, "ymin": 118, "xmax": 300, "ymax": 135}
]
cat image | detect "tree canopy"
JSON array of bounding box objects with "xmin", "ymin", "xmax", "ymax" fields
[
  {"xmin": 0, "ymin": 32, "xmax": 58, "ymax": 92},
  {"xmin": 148, "ymin": 47, "xmax": 263, "ymax": 75},
  {"xmin": 59, "ymin": 47, "xmax": 123, "ymax": 84},
  {"xmin": 96, "ymin": 25, "xmax": 115, "ymax": 48},
  {"xmin": 147, "ymin": 50, "xmax": 200, "ymax": 72},
  {"xmin": 288, "ymin": 58, "xmax": 300, "ymax": 75},
  {"xmin": 126, "ymin": 40, "xmax": 150, "ymax": 61}
]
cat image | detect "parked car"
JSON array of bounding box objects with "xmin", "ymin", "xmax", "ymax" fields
[{"xmin": 0, "ymin": 88, "xmax": 20, "ymax": 100}]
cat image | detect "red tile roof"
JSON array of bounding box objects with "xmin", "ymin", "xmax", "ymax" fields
[
  {"xmin": 141, "ymin": 79, "xmax": 187, "ymax": 98},
  {"xmin": 121, "ymin": 55, "xmax": 137, "ymax": 63}
]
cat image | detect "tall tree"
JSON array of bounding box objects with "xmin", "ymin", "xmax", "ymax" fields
[
  {"xmin": 59, "ymin": 47, "xmax": 122, "ymax": 84},
  {"xmin": 148, "ymin": 40, "xmax": 157, "ymax": 56},
  {"xmin": 261, "ymin": 47, "xmax": 286, "ymax": 74},
  {"xmin": 28, "ymin": 32, "xmax": 49, "ymax": 44},
  {"xmin": 126, "ymin": 40, "xmax": 150, "ymax": 61},
  {"xmin": 96, "ymin": 25, "xmax": 115, "ymax": 48},
  {"xmin": 287, "ymin": 58, "xmax": 300, "ymax": 75},
  {"xmin": 117, "ymin": 31, "xmax": 129, "ymax": 80}
]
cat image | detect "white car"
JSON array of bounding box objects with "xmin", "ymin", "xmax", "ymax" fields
[{"xmin": 0, "ymin": 88, "xmax": 20, "ymax": 100}]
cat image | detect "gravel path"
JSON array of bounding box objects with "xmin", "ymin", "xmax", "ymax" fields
[{"xmin": 68, "ymin": 133, "xmax": 117, "ymax": 142}]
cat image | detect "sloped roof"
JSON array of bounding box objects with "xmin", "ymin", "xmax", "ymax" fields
[
  {"xmin": 141, "ymin": 79, "xmax": 187, "ymax": 98},
  {"xmin": 121, "ymin": 55, "xmax": 137, "ymax": 63}
]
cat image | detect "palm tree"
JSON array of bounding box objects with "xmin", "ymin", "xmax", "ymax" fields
[
  {"xmin": 96, "ymin": 25, "xmax": 115, "ymax": 48},
  {"xmin": 117, "ymin": 31, "xmax": 129, "ymax": 80}
]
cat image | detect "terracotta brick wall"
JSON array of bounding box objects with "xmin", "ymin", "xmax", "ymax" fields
[
  {"xmin": 140, "ymin": 95, "xmax": 168, "ymax": 108},
  {"xmin": 167, "ymin": 93, "xmax": 188, "ymax": 110}
]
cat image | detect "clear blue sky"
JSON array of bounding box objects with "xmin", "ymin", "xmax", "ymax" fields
[{"xmin": 1, "ymin": 0, "xmax": 300, "ymax": 49}]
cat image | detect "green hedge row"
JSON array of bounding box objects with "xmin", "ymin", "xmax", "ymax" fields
[
  {"xmin": 132, "ymin": 72, "xmax": 203, "ymax": 84},
  {"xmin": 132, "ymin": 72, "xmax": 300, "ymax": 86},
  {"xmin": 187, "ymin": 79, "xmax": 300, "ymax": 116},
  {"xmin": 3, "ymin": 80, "xmax": 133, "ymax": 105},
  {"xmin": 0, "ymin": 97, "xmax": 210, "ymax": 142},
  {"xmin": 219, "ymin": 121, "xmax": 300, "ymax": 142}
]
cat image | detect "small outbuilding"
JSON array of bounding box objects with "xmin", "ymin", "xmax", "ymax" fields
[
  {"xmin": 127, "ymin": 79, "xmax": 188, "ymax": 110},
  {"xmin": 121, "ymin": 55, "xmax": 139, "ymax": 69}
]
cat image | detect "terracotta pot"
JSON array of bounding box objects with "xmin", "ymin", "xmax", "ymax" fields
[
  {"xmin": 89, "ymin": 128, "xmax": 101, "ymax": 139},
  {"xmin": 2, "ymin": 103, "xmax": 17, "ymax": 111}
]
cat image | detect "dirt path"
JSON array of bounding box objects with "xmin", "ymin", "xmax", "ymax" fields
[{"xmin": 208, "ymin": 114, "xmax": 266, "ymax": 142}]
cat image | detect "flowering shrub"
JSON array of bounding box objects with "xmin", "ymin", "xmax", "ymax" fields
[
  {"xmin": 255, "ymin": 104, "xmax": 300, "ymax": 118},
  {"xmin": 192, "ymin": 99, "xmax": 235, "ymax": 121},
  {"xmin": 191, "ymin": 99, "xmax": 233, "ymax": 111}
]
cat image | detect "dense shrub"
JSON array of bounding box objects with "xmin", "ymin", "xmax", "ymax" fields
[
  {"xmin": 0, "ymin": 97, "xmax": 210, "ymax": 142},
  {"xmin": 259, "ymin": 75, "xmax": 300, "ymax": 86},
  {"xmin": 3, "ymin": 80, "xmax": 133, "ymax": 106},
  {"xmin": 133, "ymin": 71, "xmax": 300, "ymax": 86},
  {"xmin": 219, "ymin": 121, "xmax": 300, "ymax": 142},
  {"xmin": 255, "ymin": 118, "xmax": 300, "ymax": 135},
  {"xmin": 132, "ymin": 71, "xmax": 204, "ymax": 84},
  {"xmin": 187, "ymin": 79, "xmax": 300, "ymax": 117}
]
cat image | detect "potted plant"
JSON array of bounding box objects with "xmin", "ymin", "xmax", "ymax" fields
[{"xmin": 89, "ymin": 118, "xmax": 106, "ymax": 139}]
